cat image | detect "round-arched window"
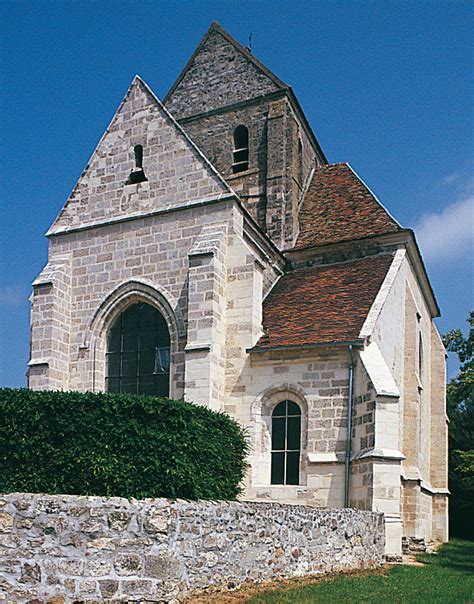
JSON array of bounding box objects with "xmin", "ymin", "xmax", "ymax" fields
[
  {"xmin": 232, "ymin": 125, "xmax": 249, "ymax": 173},
  {"xmin": 106, "ymin": 302, "xmax": 170, "ymax": 396},
  {"xmin": 271, "ymin": 400, "xmax": 301, "ymax": 485}
]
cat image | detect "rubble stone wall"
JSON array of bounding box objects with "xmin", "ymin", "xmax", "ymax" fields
[{"xmin": 0, "ymin": 493, "xmax": 384, "ymax": 602}]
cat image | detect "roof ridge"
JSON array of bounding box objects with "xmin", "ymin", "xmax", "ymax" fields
[
  {"xmin": 287, "ymin": 250, "xmax": 396, "ymax": 272},
  {"xmin": 317, "ymin": 162, "xmax": 350, "ymax": 168},
  {"xmin": 164, "ymin": 21, "xmax": 288, "ymax": 105},
  {"xmin": 346, "ymin": 163, "xmax": 403, "ymax": 229}
]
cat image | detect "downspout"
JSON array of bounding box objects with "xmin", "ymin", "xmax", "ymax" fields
[{"xmin": 344, "ymin": 344, "xmax": 355, "ymax": 508}]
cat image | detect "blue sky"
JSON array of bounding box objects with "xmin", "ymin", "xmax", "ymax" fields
[{"xmin": 0, "ymin": 0, "xmax": 472, "ymax": 386}]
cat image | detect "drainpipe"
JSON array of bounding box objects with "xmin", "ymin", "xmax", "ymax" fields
[{"xmin": 344, "ymin": 344, "xmax": 355, "ymax": 508}]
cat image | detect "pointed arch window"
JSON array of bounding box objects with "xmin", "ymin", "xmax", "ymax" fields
[
  {"xmin": 232, "ymin": 125, "xmax": 249, "ymax": 173},
  {"xmin": 106, "ymin": 302, "xmax": 170, "ymax": 396},
  {"xmin": 271, "ymin": 400, "xmax": 301, "ymax": 485}
]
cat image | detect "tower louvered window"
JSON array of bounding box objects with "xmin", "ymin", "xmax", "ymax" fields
[
  {"xmin": 271, "ymin": 400, "xmax": 301, "ymax": 485},
  {"xmin": 232, "ymin": 125, "xmax": 249, "ymax": 173}
]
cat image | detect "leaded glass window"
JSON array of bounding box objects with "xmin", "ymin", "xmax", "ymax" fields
[
  {"xmin": 271, "ymin": 400, "xmax": 301, "ymax": 485},
  {"xmin": 106, "ymin": 302, "xmax": 170, "ymax": 396}
]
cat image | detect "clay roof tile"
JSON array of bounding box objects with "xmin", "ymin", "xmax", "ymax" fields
[
  {"xmin": 253, "ymin": 253, "xmax": 394, "ymax": 350},
  {"xmin": 296, "ymin": 163, "xmax": 401, "ymax": 249}
]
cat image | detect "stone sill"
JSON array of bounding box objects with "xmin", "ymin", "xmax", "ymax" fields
[
  {"xmin": 184, "ymin": 344, "xmax": 211, "ymax": 353},
  {"xmin": 307, "ymin": 453, "xmax": 344, "ymax": 464},
  {"xmin": 226, "ymin": 168, "xmax": 259, "ymax": 180}
]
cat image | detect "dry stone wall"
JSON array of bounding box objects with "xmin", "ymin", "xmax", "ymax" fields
[{"xmin": 0, "ymin": 493, "xmax": 384, "ymax": 602}]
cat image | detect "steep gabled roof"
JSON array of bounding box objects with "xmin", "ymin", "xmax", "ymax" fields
[
  {"xmin": 295, "ymin": 163, "xmax": 402, "ymax": 249},
  {"xmin": 47, "ymin": 76, "xmax": 235, "ymax": 235},
  {"xmin": 252, "ymin": 254, "xmax": 395, "ymax": 350},
  {"xmin": 164, "ymin": 21, "xmax": 288, "ymax": 118}
]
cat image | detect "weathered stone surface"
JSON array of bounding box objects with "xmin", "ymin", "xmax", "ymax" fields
[
  {"xmin": 58, "ymin": 558, "xmax": 84, "ymax": 575},
  {"xmin": 0, "ymin": 512, "xmax": 13, "ymax": 533},
  {"xmin": 16, "ymin": 517, "xmax": 34, "ymax": 529},
  {"xmin": 19, "ymin": 562, "xmax": 41, "ymax": 583},
  {"xmin": 108, "ymin": 511, "xmax": 131, "ymax": 531},
  {"xmin": 0, "ymin": 492, "xmax": 384, "ymax": 602},
  {"xmin": 121, "ymin": 578, "xmax": 153, "ymax": 596},
  {"xmin": 144, "ymin": 508, "xmax": 173, "ymax": 534},
  {"xmin": 88, "ymin": 559, "xmax": 112, "ymax": 576},
  {"xmin": 114, "ymin": 553, "xmax": 142, "ymax": 576},
  {"xmin": 81, "ymin": 518, "xmax": 104, "ymax": 533},
  {"xmin": 99, "ymin": 579, "xmax": 118, "ymax": 597},
  {"xmin": 79, "ymin": 579, "xmax": 97, "ymax": 594},
  {"xmin": 145, "ymin": 553, "xmax": 183, "ymax": 580}
]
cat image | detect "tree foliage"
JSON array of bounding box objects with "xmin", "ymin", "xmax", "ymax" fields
[
  {"xmin": 0, "ymin": 389, "xmax": 249, "ymax": 501},
  {"xmin": 443, "ymin": 311, "xmax": 474, "ymax": 539}
]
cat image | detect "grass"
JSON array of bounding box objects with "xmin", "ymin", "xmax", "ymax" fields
[{"xmin": 246, "ymin": 539, "xmax": 474, "ymax": 604}]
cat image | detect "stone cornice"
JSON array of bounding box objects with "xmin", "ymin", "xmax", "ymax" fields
[{"xmin": 46, "ymin": 194, "xmax": 237, "ymax": 237}]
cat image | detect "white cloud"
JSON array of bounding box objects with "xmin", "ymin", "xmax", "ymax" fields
[
  {"xmin": 441, "ymin": 164, "xmax": 474, "ymax": 192},
  {"xmin": 414, "ymin": 195, "xmax": 474, "ymax": 263}
]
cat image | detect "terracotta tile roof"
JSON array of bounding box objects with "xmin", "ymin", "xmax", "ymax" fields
[
  {"xmin": 253, "ymin": 254, "xmax": 394, "ymax": 350},
  {"xmin": 296, "ymin": 163, "xmax": 401, "ymax": 248}
]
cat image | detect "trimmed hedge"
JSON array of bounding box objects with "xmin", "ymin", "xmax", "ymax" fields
[{"xmin": 0, "ymin": 388, "xmax": 248, "ymax": 500}]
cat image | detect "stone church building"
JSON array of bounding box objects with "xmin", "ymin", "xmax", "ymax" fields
[{"xmin": 28, "ymin": 23, "xmax": 448, "ymax": 556}]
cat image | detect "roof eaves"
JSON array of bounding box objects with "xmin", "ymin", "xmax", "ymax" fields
[
  {"xmin": 405, "ymin": 228, "xmax": 441, "ymax": 318},
  {"xmin": 286, "ymin": 229, "xmax": 399, "ymax": 254},
  {"xmin": 247, "ymin": 339, "xmax": 365, "ymax": 354}
]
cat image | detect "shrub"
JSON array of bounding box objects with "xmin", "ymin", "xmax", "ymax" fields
[{"xmin": 0, "ymin": 388, "xmax": 248, "ymax": 500}]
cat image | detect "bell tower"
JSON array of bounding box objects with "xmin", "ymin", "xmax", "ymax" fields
[{"xmin": 164, "ymin": 22, "xmax": 327, "ymax": 249}]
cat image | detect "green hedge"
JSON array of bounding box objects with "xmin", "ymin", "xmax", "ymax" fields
[{"xmin": 0, "ymin": 388, "xmax": 248, "ymax": 500}]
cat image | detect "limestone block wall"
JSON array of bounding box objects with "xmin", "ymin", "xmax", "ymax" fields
[
  {"xmin": 178, "ymin": 102, "xmax": 270, "ymax": 228},
  {"xmin": 185, "ymin": 223, "xmax": 228, "ymax": 411},
  {"xmin": 237, "ymin": 349, "xmax": 352, "ymax": 508},
  {"xmin": 28, "ymin": 256, "xmax": 72, "ymax": 391},
  {"xmin": 37, "ymin": 203, "xmax": 230, "ymax": 396},
  {"xmin": 350, "ymin": 361, "xmax": 376, "ymax": 511},
  {"xmin": 363, "ymin": 249, "xmax": 448, "ymax": 547},
  {"xmin": 31, "ymin": 195, "xmax": 282, "ymax": 401},
  {"xmin": 0, "ymin": 493, "xmax": 385, "ymax": 602},
  {"xmin": 176, "ymin": 94, "xmax": 317, "ymax": 245},
  {"xmin": 164, "ymin": 27, "xmax": 281, "ymax": 119},
  {"xmin": 48, "ymin": 78, "xmax": 231, "ymax": 236}
]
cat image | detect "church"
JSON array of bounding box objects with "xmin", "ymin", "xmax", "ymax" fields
[{"xmin": 28, "ymin": 22, "xmax": 448, "ymax": 557}]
